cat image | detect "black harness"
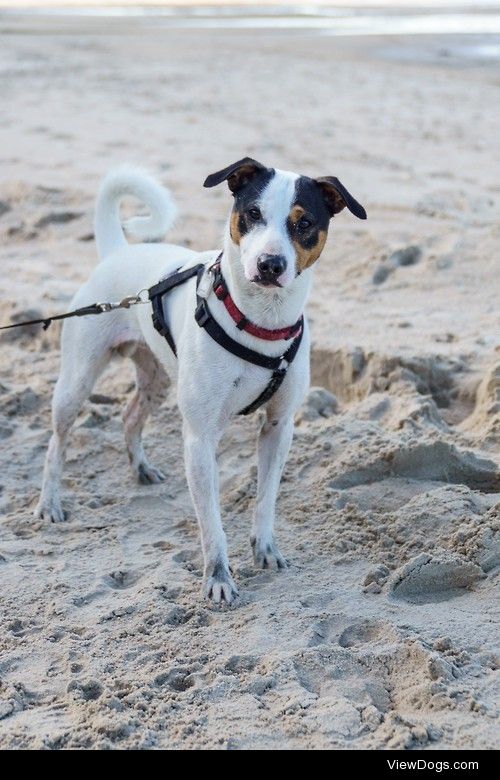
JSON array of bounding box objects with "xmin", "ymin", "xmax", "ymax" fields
[{"xmin": 148, "ymin": 261, "xmax": 304, "ymax": 416}]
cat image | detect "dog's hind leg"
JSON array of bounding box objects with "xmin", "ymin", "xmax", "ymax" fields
[
  {"xmin": 122, "ymin": 343, "xmax": 169, "ymax": 485},
  {"xmin": 35, "ymin": 329, "xmax": 113, "ymax": 522}
]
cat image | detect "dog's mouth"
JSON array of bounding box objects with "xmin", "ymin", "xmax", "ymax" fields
[{"xmin": 252, "ymin": 276, "xmax": 283, "ymax": 289}]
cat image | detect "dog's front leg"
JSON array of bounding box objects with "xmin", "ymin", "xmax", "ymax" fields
[
  {"xmin": 251, "ymin": 414, "xmax": 294, "ymax": 570},
  {"xmin": 183, "ymin": 423, "xmax": 238, "ymax": 604}
]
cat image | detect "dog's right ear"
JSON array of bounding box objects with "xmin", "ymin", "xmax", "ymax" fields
[{"xmin": 203, "ymin": 158, "xmax": 268, "ymax": 194}]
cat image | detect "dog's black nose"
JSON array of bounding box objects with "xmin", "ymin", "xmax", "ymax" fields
[{"xmin": 257, "ymin": 254, "xmax": 286, "ymax": 279}]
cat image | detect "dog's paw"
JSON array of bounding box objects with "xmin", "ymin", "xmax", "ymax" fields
[
  {"xmin": 204, "ymin": 560, "xmax": 238, "ymax": 605},
  {"xmin": 251, "ymin": 536, "xmax": 288, "ymax": 570},
  {"xmin": 137, "ymin": 461, "xmax": 166, "ymax": 485},
  {"xmin": 34, "ymin": 496, "xmax": 67, "ymax": 523}
]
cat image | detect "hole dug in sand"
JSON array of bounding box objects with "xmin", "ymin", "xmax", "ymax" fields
[
  {"xmin": 310, "ymin": 348, "xmax": 457, "ymax": 410},
  {"xmin": 460, "ymin": 361, "xmax": 500, "ymax": 444}
]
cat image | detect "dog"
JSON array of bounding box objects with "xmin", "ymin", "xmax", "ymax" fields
[{"xmin": 35, "ymin": 158, "xmax": 366, "ymax": 603}]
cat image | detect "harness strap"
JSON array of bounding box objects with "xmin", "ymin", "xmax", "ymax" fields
[
  {"xmin": 149, "ymin": 264, "xmax": 205, "ymax": 356},
  {"xmin": 238, "ymin": 328, "xmax": 303, "ymax": 416},
  {"xmin": 194, "ymin": 297, "xmax": 286, "ymax": 371},
  {"xmin": 148, "ymin": 265, "xmax": 205, "ymax": 300},
  {"xmin": 194, "ymin": 277, "xmax": 303, "ymax": 415},
  {"xmin": 148, "ymin": 261, "xmax": 304, "ymax": 415},
  {"xmin": 238, "ymin": 368, "xmax": 287, "ymax": 416}
]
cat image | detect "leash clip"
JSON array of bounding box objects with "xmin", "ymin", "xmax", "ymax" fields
[
  {"xmin": 96, "ymin": 292, "xmax": 149, "ymax": 313},
  {"xmin": 118, "ymin": 294, "xmax": 143, "ymax": 309}
]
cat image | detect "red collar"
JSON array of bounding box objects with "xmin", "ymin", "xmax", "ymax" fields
[{"xmin": 210, "ymin": 259, "xmax": 303, "ymax": 342}]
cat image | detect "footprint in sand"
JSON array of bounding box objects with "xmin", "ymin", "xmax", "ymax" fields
[
  {"xmin": 338, "ymin": 621, "xmax": 391, "ymax": 649},
  {"xmin": 164, "ymin": 606, "xmax": 193, "ymax": 626},
  {"xmin": 224, "ymin": 655, "xmax": 259, "ymax": 674},
  {"xmin": 152, "ymin": 539, "xmax": 175, "ymax": 551},
  {"xmin": 103, "ymin": 569, "xmax": 140, "ymax": 590},
  {"xmin": 34, "ymin": 211, "xmax": 83, "ymax": 229},
  {"xmin": 67, "ymin": 679, "xmax": 103, "ymax": 701},
  {"xmin": 372, "ymin": 245, "xmax": 422, "ymax": 285},
  {"xmin": 309, "ymin": 616, "xmax": 398, "ymax": 648},
  {"xmin": 172, "ymin": 549, "xmax": 201, "ymax": 574},
  {"xmin": 72, "ymin": 588, "xmax": 107, "ymax": 607},
  {"xmin": 153, "ymin": 667, "xmax": 195, "ymax": 692},
  {"xmin": 156, "ymin": 585, "xmax": 182, "ymax": 602}
]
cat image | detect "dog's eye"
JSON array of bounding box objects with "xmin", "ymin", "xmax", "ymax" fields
[
  {"xmin": 248, "ymin": 207, "xmax": 261, "ymax": 221},
  {"xmin": 298, "ymin": 217, "xmax": 313, "ymax": 231}
]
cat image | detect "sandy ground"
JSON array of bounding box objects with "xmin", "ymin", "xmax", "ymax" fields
[{"xmin": 0, "ymin": 15, "xmax": 499, "ymax": 750}]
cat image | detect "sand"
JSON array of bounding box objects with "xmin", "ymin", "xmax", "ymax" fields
[{"xmin": 0, "ymin": 13, "xmax": 499, "ymax": 750}]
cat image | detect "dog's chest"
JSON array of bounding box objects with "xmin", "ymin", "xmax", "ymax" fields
[
  {"xmin": 177, "ymin": 327, "xmax": 288, "ymax": 422},
  {"xmin": 226, "ymin": 362, "xmax": 275, "ymax": 413},
  {"xmin": 216, "ymin": 358, "xmax": 280, "ymax": 415}
]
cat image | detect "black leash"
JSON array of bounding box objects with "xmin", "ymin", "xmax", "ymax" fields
[
  {"xmin": 149, "ymin": 262, "xmax": 304, "ymax": 415},
  {"xmin": 0, "ymin": 294, "xmax": 149, "ymax": 333}
]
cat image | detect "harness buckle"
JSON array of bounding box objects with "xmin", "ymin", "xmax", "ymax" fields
[{"xmin": 195, "ymin": 298, "xmax": 212, "ymax": 328}]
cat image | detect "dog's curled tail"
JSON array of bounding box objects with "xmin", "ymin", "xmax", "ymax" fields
[{"xmin": 94, "ymin": 166, "xmax": 178, "ymax": 260}]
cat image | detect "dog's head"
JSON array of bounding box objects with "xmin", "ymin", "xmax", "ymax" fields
[{"xmin": 204, "ymin": 157, "xmax": 366, "ymax": 289}]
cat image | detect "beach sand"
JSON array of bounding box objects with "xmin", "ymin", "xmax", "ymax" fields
[{"xmin": 0, "ymin": 14, "xmax": 499, "ymax": 750}]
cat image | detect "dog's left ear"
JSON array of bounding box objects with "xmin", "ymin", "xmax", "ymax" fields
[
  {"xmin": 204, "ymin": 157, "xmax": 268, "ymax": 194},
  {"xmin": 315, "ymin": 177, "xmax": 367, "ymax": 220}
]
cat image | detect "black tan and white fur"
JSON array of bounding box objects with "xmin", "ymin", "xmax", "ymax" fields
[{"xmin": 35, "ymin": 158, "xmax": 366, "ymax": 603}]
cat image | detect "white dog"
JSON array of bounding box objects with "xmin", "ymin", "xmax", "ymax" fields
[{"xmin": 35, "ymin": 158, "xmax": 366, "ymax": 603}]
